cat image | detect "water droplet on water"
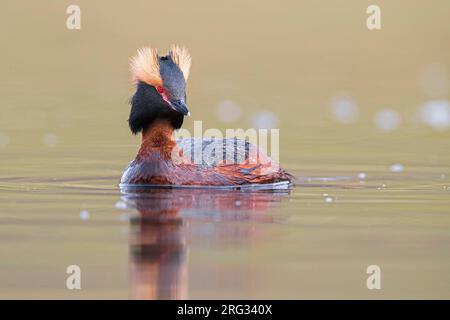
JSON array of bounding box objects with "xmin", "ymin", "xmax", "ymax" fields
[
  {"xmin": 419, "ymin": 100, "xmax": 450, "ymax": 131},
  {"xmin": 329, "ymin": 93, "xmax": 358, "ymax": 124},
  {"xmin": 250, "ymin": 111, "xmax": 278, "ymax": 129},
  {"xmin": 375, "ymin": 109, "xmax": 401, "ymax": 131},
  {"xmin": 115, "ymin": 201, "xmax": 127, "ymax": 209},
  {"xmin": 216, "ymin": 100, "xmax": 241, "ymax": 123},
  {"xmin": 325, "ymin": 196, "xmax": 333, "ymax": 203},
  {"xmin": 377, "ymin": 183, "xmax": 387, "ymax": 190},
  {"xmin": 43, "ymin": 133, "xmax": 58, "ymax": 147},
  {"xmin": 80, "ymin": 210, "xmax": 90, "ymax": 220},
  {"xmin": 390, "ymin": 163, "xmax": 404, "ymax": 173},
  {"xmin": 358, "ymin": 172, "xmax": 367, "ymax": 179}
]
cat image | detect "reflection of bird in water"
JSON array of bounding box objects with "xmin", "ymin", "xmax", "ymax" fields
[
  {"xmin": 120, "ymin": 45, "xmax": 293, "ymax": 187},
  {"xmin": 120, "ymin": 187, "xmax": 291, "ymax": 300}
]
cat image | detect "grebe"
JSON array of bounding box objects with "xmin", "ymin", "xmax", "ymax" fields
[{"xmin": 120, "ymin": 45, "xmax": 293, "ymax": 188}]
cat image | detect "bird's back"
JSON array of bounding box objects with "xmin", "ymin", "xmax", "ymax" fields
[{"xmin": 176, "ymin": 137, "xmax": 252, "ymax": 168}]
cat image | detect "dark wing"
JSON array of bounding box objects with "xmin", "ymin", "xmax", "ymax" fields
[
  {"xmin": 176, "ymin": 138, "xmax": 293, "ymax": 185},
  {"xmin": 176, "ymin": 138, "xmax": 251, "ymax": 167}
]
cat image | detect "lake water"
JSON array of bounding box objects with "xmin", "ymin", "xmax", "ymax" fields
[{"xmin": 0, "ymin": 1, "xmax": 449, "ymax": 299}]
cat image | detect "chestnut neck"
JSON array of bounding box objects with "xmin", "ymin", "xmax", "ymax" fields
[{"xmin": 137, "ymin": 120, "xmax": 177, "ymax": 159}]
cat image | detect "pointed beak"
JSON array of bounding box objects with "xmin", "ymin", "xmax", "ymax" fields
[{"xmin": 169, "ymin": 99, "xmax": 190, "ymax": 116}]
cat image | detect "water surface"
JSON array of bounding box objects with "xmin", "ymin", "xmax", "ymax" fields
[{"xmin": 1, "ymin": 1, "xmax": 450, "ymax": 299}]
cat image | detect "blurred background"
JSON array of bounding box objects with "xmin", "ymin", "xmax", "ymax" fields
[{"xmin": 0, "ymin": 0, "xmax": 449, "ymax": 299}]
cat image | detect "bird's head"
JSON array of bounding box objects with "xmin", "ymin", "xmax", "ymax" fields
[{"xmin": 128, "ymin": 45, "xmax": 192, "ymax": 134}]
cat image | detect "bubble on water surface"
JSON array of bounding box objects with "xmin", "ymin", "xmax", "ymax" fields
[
  {"xmin": 390, "ymin": 163, "xmax": 404, "ymax": 173},
  {"xmin": 375, "ymin": 109, "xmax": 401, "ymax": 131},
  {"xmin": 43, "ymin": 133, "xmax": 58, "ymax": 147},
  {"xmin": 419, "ymin": 100, "xmax": 450, "ymax": 131},
  {"xmin": 358, "ymin": 172, "xmax": 367, "ymax": 179},
  {"xmin": 329, "ymin": 93, "xmax": 358, "ymax": 124},
  {"xmin": 250, "ymin": 111, "xmax": 279, "ymax": 129},
  {"xmin": 324, "ymin": 196, "xmax": 334, "ymax": 203},
  {"xmin": 377, "ymin": 183, "xmax": 387, "ymax": 190},
  {"xmin": 79, "ymin": 210, "xmax": 90, "ymax": 220},
  {"xmin": 216, "ymin": 100, "xmax": 242, "ymax": 123},
  {"xmin": 115, "ymin": 201, "xmax": 127, "ymax": 210}
]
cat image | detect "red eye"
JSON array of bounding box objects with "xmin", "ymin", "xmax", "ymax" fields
[{"xmin": 155, "ymin": 86, "xmax": 170, "ymax": 104}]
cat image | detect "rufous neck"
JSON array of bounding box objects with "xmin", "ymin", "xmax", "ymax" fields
[{"xmin": 141, "ymin": 120, "xmax": 176, "ymax": 148}]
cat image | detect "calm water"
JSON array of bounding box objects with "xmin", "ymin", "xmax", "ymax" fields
[{"xmin": 1, "ymin": 1, "xmax": 450, "ymax": 299}]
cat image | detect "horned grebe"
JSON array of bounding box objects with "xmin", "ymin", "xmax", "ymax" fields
[{"xmin": 120, "ymin": 45, "xmax": 293, "ymax": 188}]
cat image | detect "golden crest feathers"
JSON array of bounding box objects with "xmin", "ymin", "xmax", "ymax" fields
[
  {"xmin": 130, "ymin": 47, "xmax": 162, "ymax": 87},
  {"xmin": 130, "ymin": 45, "xmax": 192, "ymax": 86},
  {"xmin": 169, "ymin": 44, "xmax": 192, "ymax": 81}
]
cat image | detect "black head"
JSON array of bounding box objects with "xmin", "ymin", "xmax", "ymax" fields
[
  {"xmin": 128, "ymin": 81, "xmax": 185, "ymax": 134},
  {"xmin": 159, "ymin": 56, "xmax": 187, "ymax": 107},
  {"xmin": 128, "ymin": 46, "xmax": 192, "ymax": 134}
]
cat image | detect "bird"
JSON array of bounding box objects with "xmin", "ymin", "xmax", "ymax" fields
[{"xmin": 120, "ymin": 45, "xmax": 293, "ymax": 189}]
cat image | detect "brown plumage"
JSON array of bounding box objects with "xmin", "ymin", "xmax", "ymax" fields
[{"xmin": 121, "ymin": 45, "xmax": 293, "ymax": 188}]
